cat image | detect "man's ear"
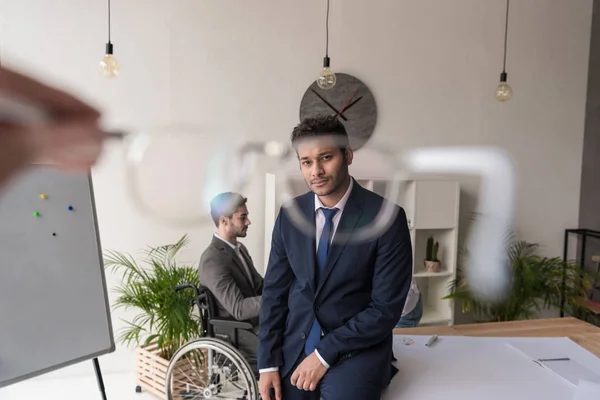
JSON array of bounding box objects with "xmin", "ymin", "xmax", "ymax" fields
[{"xmin": 345, "ymin": 147, "xmax": 354, "ymax": 166}]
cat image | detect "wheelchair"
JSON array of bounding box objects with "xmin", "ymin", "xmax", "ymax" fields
[{"xmin": 165, "ymin": 283, "xmax": 259, "ymax": 400}]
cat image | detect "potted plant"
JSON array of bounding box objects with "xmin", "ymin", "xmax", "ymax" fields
[
  {"xmin": 444, "ymin": 235, "xmax": 600, "ymax": 323},
  {"xmin": 104, "ymin": 234, "xmax": 202, "ymax": 398},
  {"xmin": 424, "ymin": 236, "xmax": 441, "ymax": 273}
]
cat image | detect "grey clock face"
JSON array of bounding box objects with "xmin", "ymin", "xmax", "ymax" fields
[{"xmin": 299, "ymin": 73, "xmax": 377, "ymax": 151}]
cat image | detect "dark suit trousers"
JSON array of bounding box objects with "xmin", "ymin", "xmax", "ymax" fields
[
  {"xmin": 213, "ymin": 324, "xmax": 259, "ymax": 378},
  {"xmin": 278, "ymin": 349, "xmax": 388, "ymax": 400}
]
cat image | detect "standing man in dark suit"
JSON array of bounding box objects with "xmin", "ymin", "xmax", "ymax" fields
[
  {"xmin": 198, "ymin": 192, "xmax": 263, "ymax": 375},
  {"xmin": 257, "ymin": 116, "xmax": 413, "ymax": 400}
]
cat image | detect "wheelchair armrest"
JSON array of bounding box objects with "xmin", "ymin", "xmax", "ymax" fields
[{"xmin": 209, "ymin": 318, "xmax": 254, "ymax": 331}]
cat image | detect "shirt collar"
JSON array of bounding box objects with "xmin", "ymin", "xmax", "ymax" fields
[
  {"xmin": 314, "ymin": 177, "xmax": 353, "ymax": 212},
  {"xmin": 214, "ymin": 233, "xmax": 239, "ymax": 250}
]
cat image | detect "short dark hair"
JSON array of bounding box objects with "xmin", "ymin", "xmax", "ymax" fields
[
  {"xmin": 210, "ymin": 192, "xmax": 247, "ymax": 227},
  {"xmin": 290, "ymin": 115, "xmax": 349, "ymax": 151}
]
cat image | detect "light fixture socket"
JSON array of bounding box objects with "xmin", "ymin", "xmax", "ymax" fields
[
  {"xmin": 323, "ymin": 56, "xmax": 330, "ymax": 68},
  {"xmin": 105, "ymin": 42, "xmax": 114, "ymax": 55},
  {"xmin": 500, "ymin": 71, "xmax": 507, "ymax": 82}
]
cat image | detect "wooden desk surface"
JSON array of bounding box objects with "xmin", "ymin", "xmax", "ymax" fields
[{"xmin": 393, "ymin": 317, "xmax": 600, "ymax": 358}]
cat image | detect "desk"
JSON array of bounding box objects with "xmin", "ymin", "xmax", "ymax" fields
[
  {"xmin": 393, "ymin": 317, "xmax": 600, "ymax": 358},
  {"xmin": 389, "ymin": 318, "xmax": 600, "ymax": 399}
]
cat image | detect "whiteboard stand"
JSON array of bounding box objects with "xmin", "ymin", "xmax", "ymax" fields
[{"xmin": 92, "ymin": 358, "xmax": 107, "ymax": 400}]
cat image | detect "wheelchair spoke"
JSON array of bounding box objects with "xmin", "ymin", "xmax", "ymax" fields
[
  {"xmin": 175, "ymin": 363, "xmax": 205, "ymax": 391},
  {"xmin": 166, "ymin": 339, "xmax": 257, "ymax": 400}
]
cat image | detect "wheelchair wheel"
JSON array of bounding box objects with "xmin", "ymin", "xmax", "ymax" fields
[{"xmin": 165, "ymin": 337, "xmax": 258, "ymax": 400}]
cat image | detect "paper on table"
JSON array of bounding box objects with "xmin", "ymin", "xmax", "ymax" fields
[
  {"xmin": 573, "ymin": 380, "xmax": 600, "ymax": 400},
  {"xmin": 507, "ymin": 342, "xmax": 600, "ymax": 387},
  {"xmin": 390, "ymin": 336, "xmax": 600, "ymax": 400}
]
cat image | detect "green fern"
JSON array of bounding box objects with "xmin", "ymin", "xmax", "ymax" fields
[
  {"xmin": 444, "ymin": 213, "xmax": 600, "ymax": 321},
  {"xmin": 104, "ymin": 234, "xmax": 201, "ymax": 360},
  {"xmin": 445, "ymin": 226, "xmax": 600, "ymax": 323}
]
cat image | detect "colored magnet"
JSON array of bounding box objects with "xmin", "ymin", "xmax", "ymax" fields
[
  {"xmin": 52, "ymin": 233, "xmax": 57, "ymax": 236},
  {"xmin": 40, "ymin": 193, "xmax": 47, "ymax": 199},
  {"xmin": 33, "ymin": 211, "xmax": 40, "ymax": 217},
  {"xmin": 68, "ymin": 205, "xmax": 74, "ymax": 211},
  {"xmin": 400, "ymin": 336, "xmax": 414, "ymax": 346}
]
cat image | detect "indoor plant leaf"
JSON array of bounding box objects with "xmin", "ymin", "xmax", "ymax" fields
[
  {"xmin": 445, "ymin": 231, "xmax": 600, "ymax": 323},
  {"xmin": 105, "ymin": 234, "xmax": 202, "ymax": 360}
]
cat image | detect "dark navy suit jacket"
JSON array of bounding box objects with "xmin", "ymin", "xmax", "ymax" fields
[{"xmin": 257, "ymin": 179, "xmax": 413, "ymax": 384}]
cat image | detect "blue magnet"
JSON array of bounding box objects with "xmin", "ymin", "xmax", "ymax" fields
[{"xmin": 68, "ymin": 205, "xmax": 74, "ymax": 211}]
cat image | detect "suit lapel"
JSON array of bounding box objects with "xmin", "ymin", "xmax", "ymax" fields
[
  {"xmin": 231, "ymin": 248, "xmax": 255, "ymax": 290},
  {"xmin": 294, "ymin": 193, "xmax": 318, "ymax": 293},
  {"xmin": 239, "ymin": 245, "xmax": 260, "ymax": 291},
  {"xmin": 315, "ymin": 181, "xmax": 365, "ymax": 297},
  {"xmin": 213, "ymin": 237, "xmax": 254, "ymax": 291}
]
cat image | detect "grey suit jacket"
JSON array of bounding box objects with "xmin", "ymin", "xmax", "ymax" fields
[{"xmin": 198, "ymin": 235, "xmax": 263, "ymax": 326}]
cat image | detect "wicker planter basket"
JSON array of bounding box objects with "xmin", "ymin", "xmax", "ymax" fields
[{"xmin": 135, "ymin": 341, "xmax": 207, "ymax": 399}]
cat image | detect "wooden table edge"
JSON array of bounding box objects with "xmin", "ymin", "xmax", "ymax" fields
[{"xmin": 393, "ymin": 317, "xmax": 600, "ymax": 358}]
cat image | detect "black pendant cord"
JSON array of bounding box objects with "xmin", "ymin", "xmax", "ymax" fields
[
  {"xmin": 105, "ymin": 0, "xmax": 113, "ymax": 55},
  {"xmin": 108, "ymin": 0, "xmax": 111, "ymax": 43},
  {"xmin": 325, "ymin": 0, "xmax": 330, "ymax": 58},
  {"xmin": 502, "ymin": 0, "xmax": 509, "ymax": 73}
]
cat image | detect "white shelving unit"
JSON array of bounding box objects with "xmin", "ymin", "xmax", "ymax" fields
[{"xmin": 264, "ymin": 173, "xmax": 460, "ymax": 327}]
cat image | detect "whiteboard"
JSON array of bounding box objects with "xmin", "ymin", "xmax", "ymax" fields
[
  {"xmin": 386, "ymin": 335, "xmax": 600, "ymax": 400},
  {"xmin": 0, "ymin": 167, "xmax": 114, "ymax": 388}
]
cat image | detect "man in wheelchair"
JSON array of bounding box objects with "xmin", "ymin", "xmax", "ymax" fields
[{"xmin": 198, "ymin": 192, "xmax": 263, "ymax": 376}]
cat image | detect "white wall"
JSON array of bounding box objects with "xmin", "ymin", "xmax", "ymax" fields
[{"xmin": 0, "ymin": 0, "xmax": 592, "ymax": 378}]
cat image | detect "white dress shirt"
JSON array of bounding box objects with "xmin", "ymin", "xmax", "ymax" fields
[
  {"xmin": 402, "ymin": 278, "xmax": 420, "ymax": 315},
  {"xmin": 314, "ymin": 178, "xmax": 353, "ymax": 251},
  {"xmin": 259, "ymin": 178, "xmax": 354, "ymax": 374}
]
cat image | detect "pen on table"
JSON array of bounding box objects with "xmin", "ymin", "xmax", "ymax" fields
[
  {"xmin": 536, "ymin": 357, "xmax": 570, "ymax": 362},
  {"xmin": 425, "ymin": 334, "xmax": 438, "ymax": 347}
]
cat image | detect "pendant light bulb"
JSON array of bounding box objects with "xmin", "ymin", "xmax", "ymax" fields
[
  {"xmin": 99, "ymin": 43, "xmax": 120, "ymax": 78},
  {"xmin": 317, "ymin": 56, "xmax": 336, "ymax": 90},
  {"xmin": 100, "ymin": 0, "xmax": 118, "ymax": 78},
  {"xmin": 495, "ymin": 72, "xmax": 512, "ymax": 102},
  {"xmin": 316, "ymin": 0, "xmax": 335, "ymax": 90},
  {"xmin": 495, "ymin": 0, "xmax": 512, "ymax": 102}
]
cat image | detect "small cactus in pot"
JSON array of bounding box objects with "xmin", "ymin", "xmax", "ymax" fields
[{"xmin": 424, "ymin": 236, "xmax": 441, "ymax": 273}]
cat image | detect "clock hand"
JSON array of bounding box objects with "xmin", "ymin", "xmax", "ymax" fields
[
  {"xmin": 336, "ymin": 89, "xmax": 358, "ymax": 120},
  {"xmin": 338, "ymin": 96, "xmax": 363, "ymax": 117},
  {"xmin": 310, "ymin": 89, "xmax": 348, "ymax": 121}
]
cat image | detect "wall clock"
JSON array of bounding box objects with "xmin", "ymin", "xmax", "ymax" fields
[{"xmin": 299, "ymin": 73, "xmax": 377, "ymax": 151}]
